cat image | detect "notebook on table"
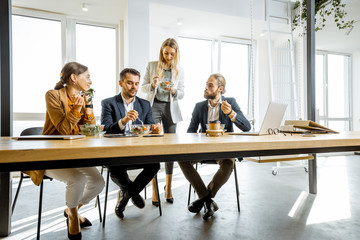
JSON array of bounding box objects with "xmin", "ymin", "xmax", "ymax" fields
[
  {"xmin": 12, "ymin": 135, "xmax": 86, "ymax": 140},
  {"xmin": 230, "ymin": 102, "xmax": 287, "ymax": 136}
]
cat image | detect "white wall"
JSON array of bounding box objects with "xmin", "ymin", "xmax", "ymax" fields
[
  {"xmin": 255, "ymin": 39, "xmax": 271, "ymax": 130},
  {"xmin": 150, "ymin": 0, "xmax": 265, "ymax": 20},
  {"xmin": 125, "ymin": 0, "xmax": 150, "ymax": 82},
  {"xmin": 352, "ymin": 51, "xmax": 360, "ymax": 130}
]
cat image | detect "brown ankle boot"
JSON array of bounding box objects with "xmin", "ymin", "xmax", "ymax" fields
[
  {"xmin": 165, "ymin": 174, "xmax": 174, "ymax": 203},
  {"xmin": 151, "ymin": 178, "xmax": 159, "ymax": 207}
]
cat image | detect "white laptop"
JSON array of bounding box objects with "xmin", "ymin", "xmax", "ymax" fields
[
  {"xmin": 231, "ymin": 102, "xmax": 287, "ymax": 136},
  {"xmin": 12, "ymin": 135, "xmax": 86, "ymax": 140}
]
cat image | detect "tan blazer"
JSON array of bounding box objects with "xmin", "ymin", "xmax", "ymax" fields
[
  {"xmin": 43, "ymin": 87, "xmax": 95, "ymax": 135},
  {"xmin": 141, "ymin": 61, "xmax": 184, "ymax": 124},
  {"xmin": 26, "ymin": 87, "xmax": 95, "ymax": 185}
]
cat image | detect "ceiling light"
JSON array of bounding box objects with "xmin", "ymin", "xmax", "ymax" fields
[
  {"xmin": 82, "ymin": 3, "xmax": 89, "ymax": 12},
  {"xmin": 259, "ymin": 30, "xmax": 266, "ymax": 37},
  {"xmin": 177, "ymin": 18, "xmax": 183, "ymax": 26}
]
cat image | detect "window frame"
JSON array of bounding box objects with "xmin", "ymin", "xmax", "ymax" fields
[
  {"xmin": 315, "ymin": 50, "xmax": 352, "ymax": 130},
  {"xmin": 11, "ymin": 8, "xmax": 120, "ymax": 123},
  {"xmin": 177, "ymin": 35, "xmax": 253, "ymax": 116}
]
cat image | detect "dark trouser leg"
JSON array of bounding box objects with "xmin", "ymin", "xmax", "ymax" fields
[
  {"xmin": 131, "ymin": 163, "xmax": 160, "ymax": 196},
  {"xmin": 165, "ymin": 162, "xmax": 174, "ymax": 174},
  {"xmin": 207, "ymin": 158, "xmax": 235, "ymax": 197},
  {"xmin": 153, "ymin": 100, "xmax": 177, "ymax": 175},
  {"xmin": 108, "ymin": 166, "xmax": 132, "ymax": 192},
  {"xmin": 163, "ymin": 109, "xmax": 176, "ymax": 174},
  {"xmin": 178, "ymin": 161, "xmax": 208, "ymax": 199}
]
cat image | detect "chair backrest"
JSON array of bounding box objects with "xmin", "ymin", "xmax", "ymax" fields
[{"xmin": 20, "ymin": 127, "xmax": 44, "ymax": 136}]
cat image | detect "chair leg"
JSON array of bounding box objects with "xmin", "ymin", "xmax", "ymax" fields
[
  {"xmin": 12, "ymin": 173, "xmax": 24, "ymax": 215},
  {"xmin": 187, "ymin": 183, "xmax": 192, "ymax": 206},
  {"xmin": 37, "ymin": 180, "xmax": 44, "ymax": 240},
  {"xmin": 233, "ymin": 162, "xmax": 240, "ymax": 212},
  {"xmin": 194, "ymin": 163, "xmax": 197, "ymax": 194},
  {"xmin": 95, "ymin": 166, "xmax": 103, "ymax": 223},
  {"xmin": 187, "ymin": 162, "xmax": 199, "ymax": 206},
  {"xmin": 96, "ymin": 195, "xmax": 102, "ymax": 223},
  {"xmin": 102, "ymin": 170, "xmax": 110, "ymax": 228},
  {"xmin": 144, "ymin": 184, "xmax": 147, "ymax": 199},
  {"xmin": 95, "ymin": 167, "xmax": 104, "ymax": 208},
  {"xmin": 154, "ymin": 175, "xmax": 162, "ymax": 216}
]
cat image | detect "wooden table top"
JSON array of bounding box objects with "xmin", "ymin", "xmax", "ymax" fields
[{"xmin": 2, "ymin": 132, "xmax": 360, "ymax": 165}]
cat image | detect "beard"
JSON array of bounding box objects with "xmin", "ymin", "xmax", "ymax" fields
[
  {"xmin": 204, "ymin": 91, "xmax": 217, "ymax": 100},
  {"xmin": 123, "ymin": 88, "xmax": 137, "ymax": 98}
]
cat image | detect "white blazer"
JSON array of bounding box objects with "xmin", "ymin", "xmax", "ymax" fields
[{"xmin": 141, "ymin": 61, "xmax": 184, "ymax": 124}]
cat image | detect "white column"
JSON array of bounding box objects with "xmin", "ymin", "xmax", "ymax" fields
[{"xmin": 125, "ymin": 0, "xmax": 150, "ymax": 79}]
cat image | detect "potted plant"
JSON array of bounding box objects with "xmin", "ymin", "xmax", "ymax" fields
[{"xmin": 292, "ymin": 0, "xmax": 354, "ymax": 32}]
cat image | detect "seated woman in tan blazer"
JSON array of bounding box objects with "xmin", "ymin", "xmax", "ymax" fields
[{"xmin": 39, "ymin": 62, "xmax": 104, "ymax": 239}]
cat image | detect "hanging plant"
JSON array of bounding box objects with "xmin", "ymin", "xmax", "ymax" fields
[{"xmin": 292, "ymin": 0, "xmax": 354, "ymax": 32}]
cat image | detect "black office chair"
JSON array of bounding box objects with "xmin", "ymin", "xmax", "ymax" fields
[
  {"xmin": 12, "ymin": 127, "xmax": 102, "ymax": 240},
  {"xmin": 101, "ymin": 166, "xmax": 162, "ymax": 228},
  {"xmin": 187, "ymin": 159, "xmax": 241, "ymax": 212},
  {"xmin": 12, "ymin": 127, "xmax": 50, "ymax": 240}
]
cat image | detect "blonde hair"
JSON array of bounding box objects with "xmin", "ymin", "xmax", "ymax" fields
[
  {"xmin": 156, "ymin": 38, "xmax": 180, "ymax": 82},
  {"xmin": 210, "ymin": 73, "xmax": 226, "ymax": 94}
]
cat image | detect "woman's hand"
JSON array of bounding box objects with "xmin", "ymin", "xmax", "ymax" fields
[
  {"xmin": 151, "ymin": 123, "xmax": 162, "ymax": 134},
  {"xmin": 164, "ymin": 81, "xmax": 176, "ymax": 95},
  {"xmin": 83, "ymin": 93, "xmax": 92, "ymax": 104},
  {"xmin": 152, "ymin": 76, "xmax": 160, "ymax": 89},
  {"xmin": 71, "ymin": 94, "xmax": 85, "ymax": 113}
]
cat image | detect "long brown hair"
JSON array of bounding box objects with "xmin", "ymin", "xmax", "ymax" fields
[
  {"xmin": 54, "ymin": 62, "xmax": 88, "ymax": 90},
  {"xmin": 156, "ymin": 38, "xmax": 180, "ymax": 82}
]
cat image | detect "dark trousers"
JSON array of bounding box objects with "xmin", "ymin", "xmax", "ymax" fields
[
  {"xmin": 152, "ymin": 99, "xmax": 176, "ymax": 174},
  {"xmin": 109, "ymin": 163, "xmax": 160, "ymax": 196}
]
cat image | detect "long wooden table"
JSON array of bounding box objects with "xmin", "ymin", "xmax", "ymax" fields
[{"xmin": 1, "ymin": 132, "xmax": 360, "ymax": 236}]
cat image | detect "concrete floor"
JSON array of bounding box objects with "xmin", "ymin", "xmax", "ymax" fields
[{"xmin": 3, "ymin": 154, "xmax": 360, "ymax": 240}]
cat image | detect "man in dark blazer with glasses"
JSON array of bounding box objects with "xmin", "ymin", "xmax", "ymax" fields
[{"xmin": 179, "ymin": 73, "xmax": 251, "ymax": 220}]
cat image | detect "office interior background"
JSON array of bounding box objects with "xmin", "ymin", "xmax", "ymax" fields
[
  {"xmin": 9, "ymin": 0, "xmax": 360, "ymax": 136},
  {"xmin": 2, "ymin": 0, "xmax": 360, "ymax": 239}
]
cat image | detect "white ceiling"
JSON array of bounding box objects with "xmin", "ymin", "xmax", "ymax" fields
[
  {"xmin": 11, "ymin": 0, "xmax": 360, "ymax": 53},
  {"xmin": 315, "ymin": 0, "xmax": 360, "ymax": 53},
  {"xmin": 12, "ymin": 0, "xmax": 127, "ymax": 24}
]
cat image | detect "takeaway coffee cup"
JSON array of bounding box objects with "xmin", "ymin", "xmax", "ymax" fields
[{"xmin": 207, "ymin": 121, "xmax": 221, "ymax": 130}]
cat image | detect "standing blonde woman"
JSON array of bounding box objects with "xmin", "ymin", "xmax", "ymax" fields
[
  {"xmin": 142, "ymin": 38, "xmax": 184, "ymax": 206},
  {"xmin": 43, "ymin": 62, "xmax": 104, "ymax": 239}
]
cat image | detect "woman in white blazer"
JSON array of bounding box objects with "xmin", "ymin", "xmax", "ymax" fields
[{"xmin": 141, "ymin": 38, "xmax": 184, "ymax": 206}]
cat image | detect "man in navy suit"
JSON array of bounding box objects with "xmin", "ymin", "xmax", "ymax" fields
[
  {"xmin": 179, "ymin": 73, "xmax": 251, "ymax": 220},
  {"xmin": 101, "ymin": 68, "xmax": 162, "ymax": 219}
]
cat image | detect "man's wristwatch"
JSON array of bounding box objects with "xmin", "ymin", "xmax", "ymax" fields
[
  {"xmin": 85, "ymin": 104, "xmax": 93, "ymax": 108},
  {"xmin": 227, "ymin": 110, "xmax": 233, "ymax": 116}
]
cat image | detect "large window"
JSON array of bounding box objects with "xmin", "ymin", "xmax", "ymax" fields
[
  {"xmin": 177, "ymin": 37, "xmax": 213, "ymax": 133},
  {"xmin": 177, "ymin": 36, "xmax": 251, "ymax": 133},
  {"xmin": 12, "ymin": 15, "xmax": 62, "ymax": 114},
  {"xmin": 76, "ymin": 23, "xmax": 117, "ymax": 116},
  {"xmin": 11, "ymin": 10, "xmax": 118, "ymax": 136},
  {"xmin": 316, "ymin": 52, "xmax": 351, "ymax": 132},
  {"xmin": 219, "ymin": 41, "xmax": 249, "ymax": 114}
]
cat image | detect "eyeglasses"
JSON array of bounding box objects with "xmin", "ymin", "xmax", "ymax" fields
[
  {"xmin": 267, "ymin": 128, "xmax": 280, "ymax": 135},
  {"xmin": 267, "ymin": 128, "xmax": 288, "ymax": 136}
]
